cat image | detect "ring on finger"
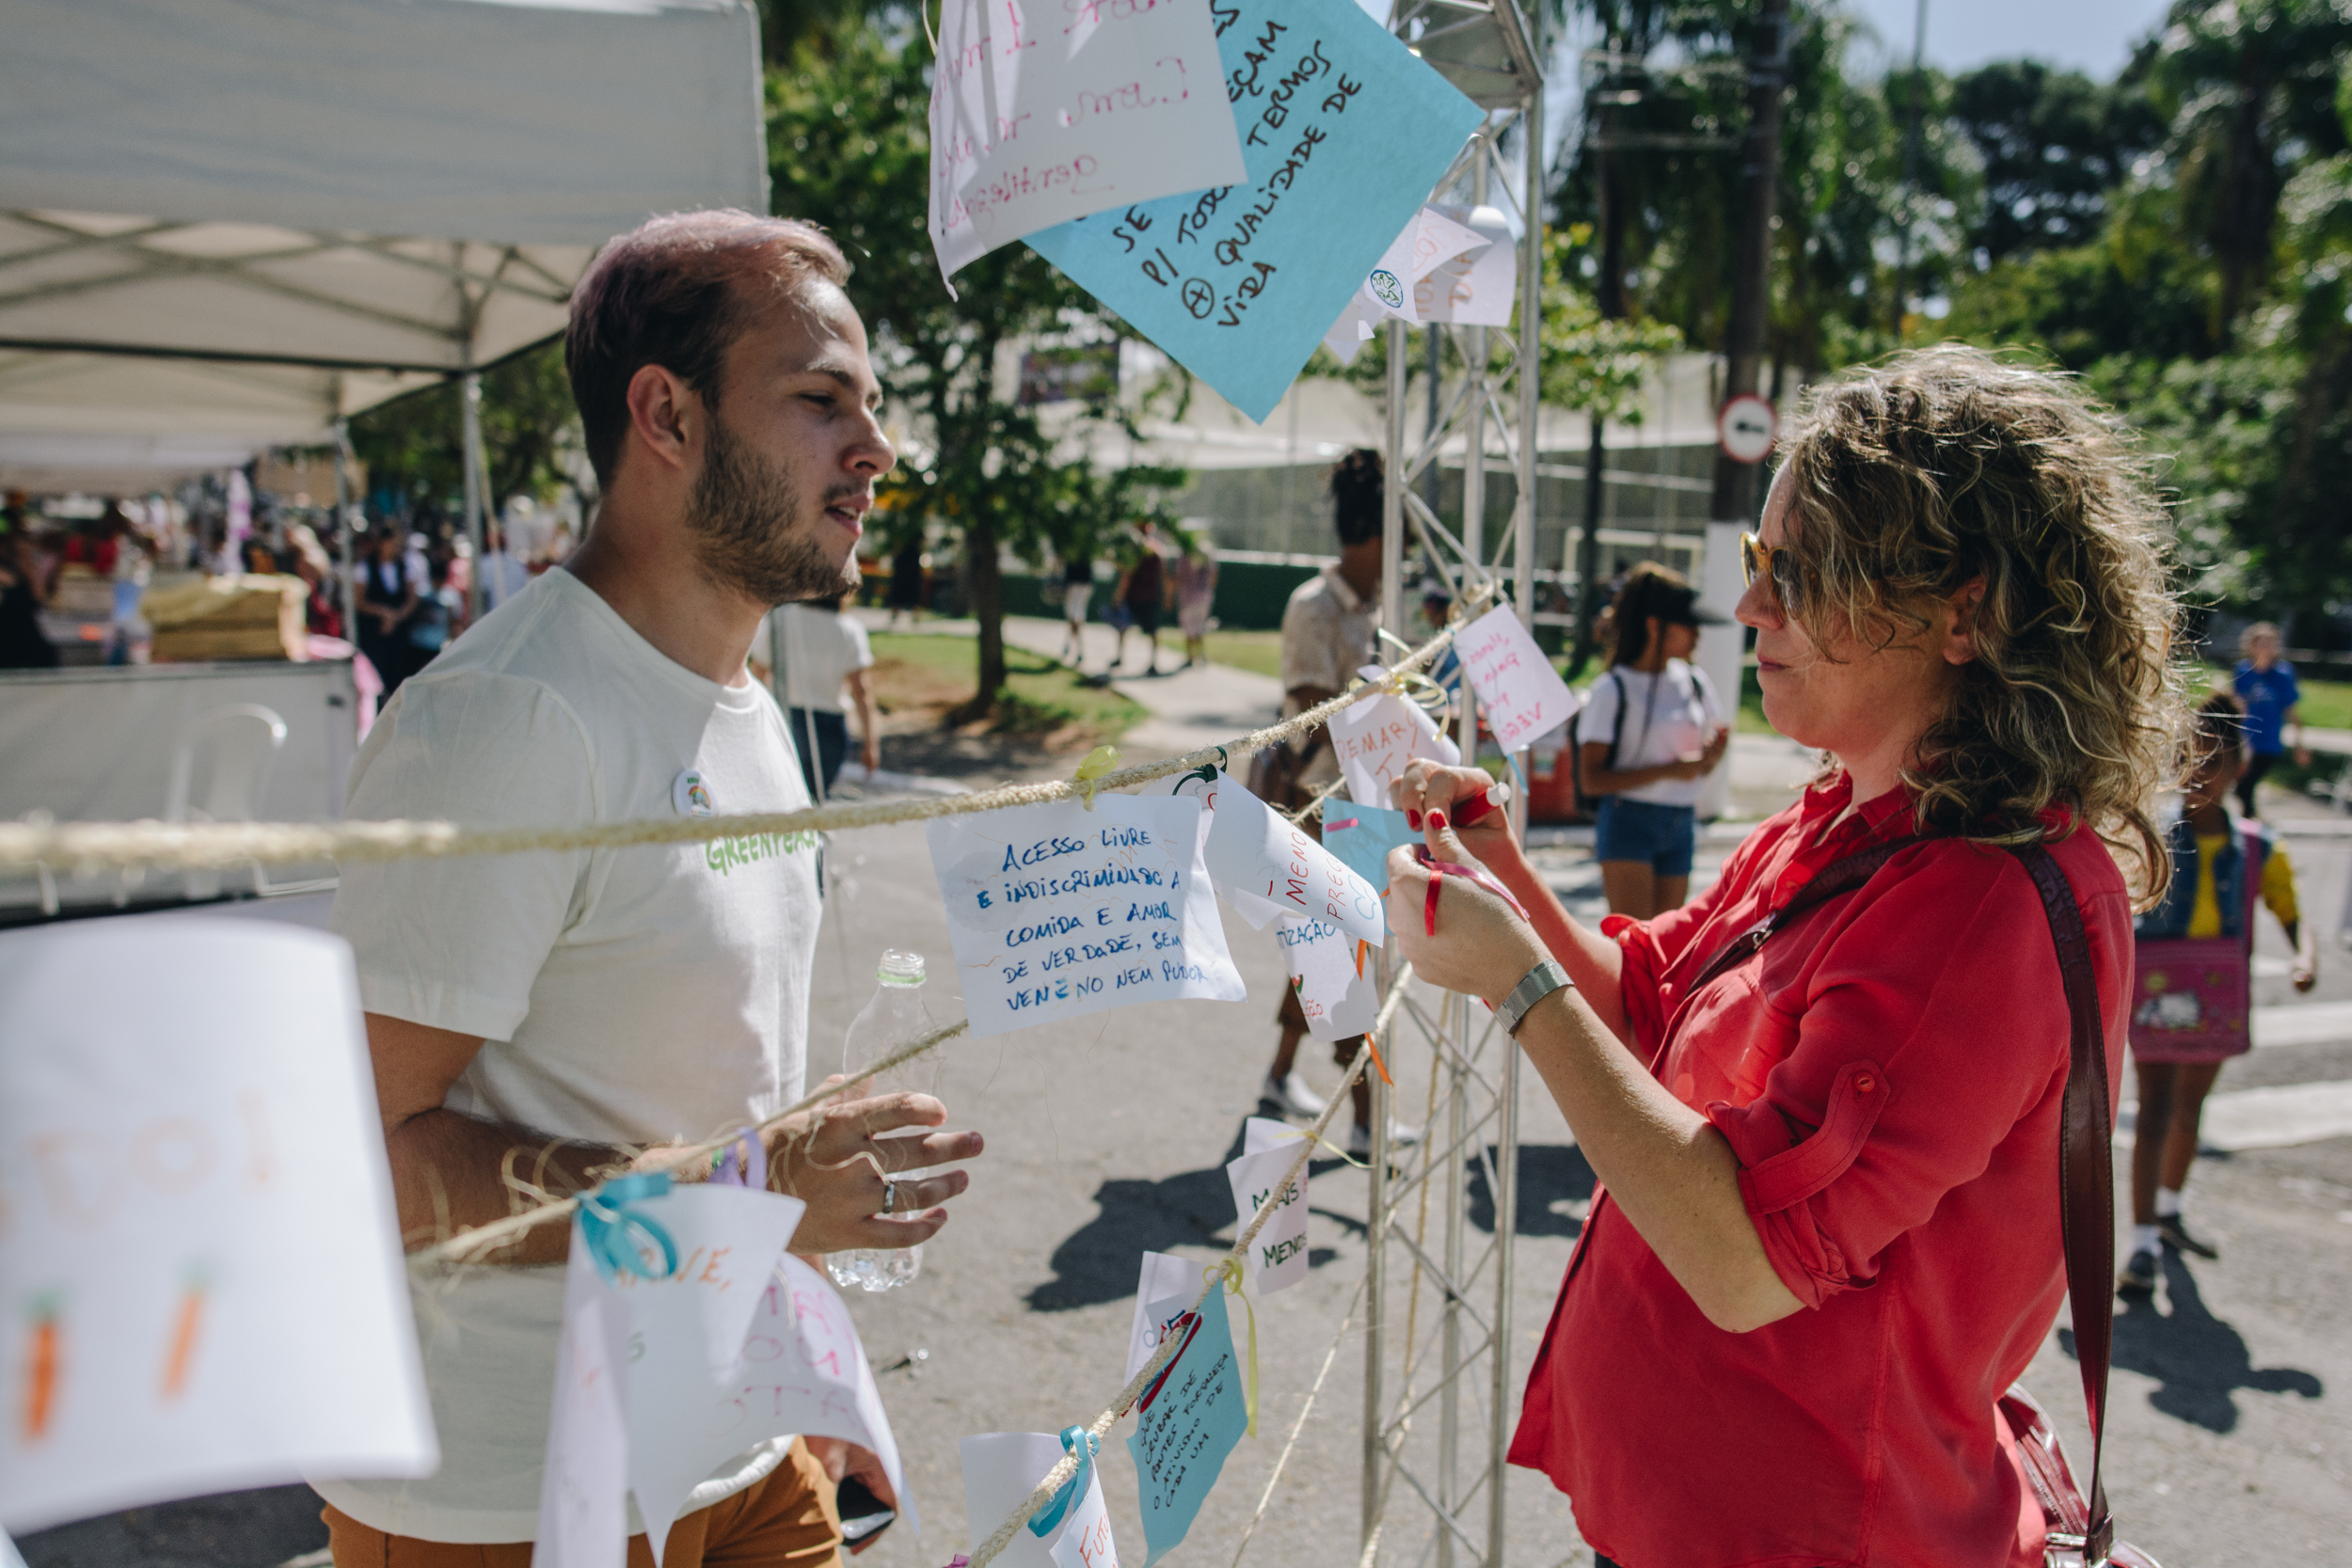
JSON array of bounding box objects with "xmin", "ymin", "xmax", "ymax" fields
[{"xmin": 881, "ymin": 1178, "xmax": 898, "ymax": 1215}]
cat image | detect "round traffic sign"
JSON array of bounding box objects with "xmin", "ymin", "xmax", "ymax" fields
[{"xmin": 1717, "ymin": 394, "xmax": 1777, "ymax": 464}]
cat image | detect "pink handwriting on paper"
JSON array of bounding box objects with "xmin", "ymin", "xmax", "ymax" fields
[{"xmin": 1455, "ymin": 605, "xmax": 1578, "ymax": 754}]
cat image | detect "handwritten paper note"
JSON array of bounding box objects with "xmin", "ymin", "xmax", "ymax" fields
[
  {"xmin": 928, "ymin": 0, "xmax": 1248, "ymax": 283},
  {"xmin": 534, "ymin": 1245, "xmax": 632, "ymax": 1568},
  {"xmin": 0, "ymin": 921, "xmax": 436, "ymax": 1534},
  {"xmin": 1328, "ymin": 688, "xmax": 1459, "ymax": 808},
  {"xmin": 961, "ymin": 1431, "xmax": 1116, "ymax": 1568},
  {"xmin": 1225, "ymin": 1125, "xmax": 1310, "ymax": 1294},
  {"xmin": 1124, "ymin": 1251, "xmax": 1200, "ymax": 1381},
  {"xmin": 1025, "ymin": 0, "xmax": 1484, "ymax": 420},
  {"xmin": 1455, "ymin": 604, "xmax": 1579, "ymax": 754},
  {"xmin": 1355, "ymin": 206, "xmax": 1489, "ymax": 327},
  {"xmin": 1417, "ymin": 203, "xmax": 1517, "ymax": 326},
  {"xmin": 1124, "ymin": 1284, "xmax": 1249, "ymax": 1566},
  {"xmin": 1164, "ymin": 769, "xmax": 1383, "ymax": 944},
  {"xmin": 1319, "ymin": 800, "xmax": 1418, "ymax": 903},
  {"xmin": 928, "ymin": 794, "xmax": 1243, "ymax": 1037},
  {"xmin": 1276, "ymin": 915, "xmax": 1377, "ymax": 1046}
]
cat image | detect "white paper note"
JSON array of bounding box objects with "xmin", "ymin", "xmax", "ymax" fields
[
  {"xmin": 928, "ymin": 0, "xmax": 1248, "ymax": 283},
  {"xmin": 1164, "ymin": 769, "xmax": 1383, "ymax": 944},
  {"xmin": 1225, "ymin": 1141, "xmax": 1310, "ymax": 1295},
  {"xmin": 1416, "ymin": 204, "xmax": 1517, "ymax": 326},
  {"xmin": 1329, "ymin": 689, "xmax": 1459, "ymax": 808},
  {"xmin": 928, "ymin": 794, "xmax": 1244, "ymax": 1037},
  {"xmin": 1276, "ymin": 915, "xmax": 1378, "ymax": 1044},
  {"xmin": 1357, "ymin": 206, "xmax": 1489, "ymax": 326},
  {"xmin": 1124, "ymin": 1252, "xmax": 1200, "ymax": 1383},
  {"xmin": 960, "ymin": 1431, "xmax": 1114, "ymax": 1568},
  {"xmin": 1455, "ymin": 604, "xmax": 1580, "ymax": 755},
  {"xmin": 532, "ymin": 1246, "xmax": 631, "ymax": 1568},
  {"xmin": 613, "ymin": 1187, "xmax": 808, "ymax": 1563},
  {"xmin": 0, "ymin": 921, "xmax": 436, "ymax": 1534}
]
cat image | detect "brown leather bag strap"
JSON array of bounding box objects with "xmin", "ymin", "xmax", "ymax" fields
[{"xmin": 2009, "ymin": 842, "xmax": 2116, "ymax": 1566}]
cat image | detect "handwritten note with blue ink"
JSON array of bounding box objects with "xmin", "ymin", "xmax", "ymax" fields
[
  {"xmin": 1163, "ymin": 769, "xmax": 1384, "ymax": 944},
  {"xmin": 1321, "ymin": 800, "xmax": 1417, "ymax": 899},
  {"xmin": 1125, "ymin": 1283, "xmax": 1249, "ymax": 1566},
  {"xmin": 1025, "ymin": 0, "xmax": 1483, "ymax": 421},
  {"xmin": 927, "ymin": 794, "xmax": 1244, "ymax": 1037}
]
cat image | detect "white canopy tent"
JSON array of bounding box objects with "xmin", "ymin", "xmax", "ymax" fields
[{"xmin": 0, "ymin": 0, "xmax": 768, "ymax": 579}]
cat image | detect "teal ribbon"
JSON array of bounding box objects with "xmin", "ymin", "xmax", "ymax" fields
[
  {"xmin": 577, "ymin": 1172, "xmax": 678, "ymax": 1284},
  {"xmin": 1026, "ymin": 1426, "xmax": 1098, "ymax": 1538}
]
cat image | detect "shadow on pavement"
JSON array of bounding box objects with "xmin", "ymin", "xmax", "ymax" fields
[
  {"xmin": 1467, "ymin": 1143, "xmax": 1597, "ymax": 1238},
  {"xmin": 1025, "ymin": 1116, "xmax": 1348, "ymax": 1311},
  {"xmin": 2063, "ymin": 1250, "xmax": 2324, "ymax": 1433},
  {"xmin": 20, "ymin": 1484, "xmax": 326, "ymax": 1568}
]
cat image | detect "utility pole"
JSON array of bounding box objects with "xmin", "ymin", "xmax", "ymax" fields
[
  {"xmin": 1570, "ymin": 40, "xmax": 1633, "ymax": 676},
  {"xmin": 1708, "ymin": 0, "xmax": 1791, "ymax": 532}
]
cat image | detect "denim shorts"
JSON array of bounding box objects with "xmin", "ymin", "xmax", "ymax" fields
[{"xmin": 1594, "ymin": 796, "xmax": 1697, "ymax": 878}]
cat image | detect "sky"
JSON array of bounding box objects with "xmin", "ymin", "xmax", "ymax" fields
[{"xmin": 1836, "ymin": 0, "xmax": 2173, "ymax": 80}]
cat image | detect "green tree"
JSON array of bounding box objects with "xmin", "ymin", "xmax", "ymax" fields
[{"xmin": 347, "ymin": 341, "xmax": 580, "ymax": 520}]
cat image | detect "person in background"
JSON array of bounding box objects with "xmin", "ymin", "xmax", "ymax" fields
[
  {"xmin": 2232, "ymin": 621, "xmax": 2309, "ymax": 817},
  {"xmin": 2120, "ymin": 690, "xmax": 2315, "ymax": 1295},
  {"xmin": 759, "ymin": 592, "xmax": 880, "ymax": 800},
  {"xmin": 356, "ymin": 527, "xmax": 424, "ymax": 696},
  {"xmin": 0, "ymin": 525, "xmax": 59, "ymax": 670},
  {"xmin": 1574, "ymin": 563, "xmax": 1730, "ymax": 919},
  {"xmin": 1172, "ymin": 540, "xmax": 1217, "ymax": 670},
  {"xmin": 1059, "ymin": 545, "xmax": 1093, "ymax": 667},
  {"xmin": 1263, "ymin": 449, "xmax": 1416, "ymax": 1157},
  {"xmin": 887, "ymin": 531, "xmax": 925, "ymax": 627},
  {"xmin": 478, "ymin": 520, "xmax": 534, "ymax": 612},
  {"xmin": 1111, "ymin": 518, "xmax": 1168, "ymax": 675},
  {"xmin": 287, "ymin": 524, "xmax": 344, "ymax": 640}
]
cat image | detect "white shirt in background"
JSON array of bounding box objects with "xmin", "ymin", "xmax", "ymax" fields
[
  {"xmin": 768, "ymin": 602, "xmax": 874, "ymax": 714},
  {"xmin": 478, "ymin": 549, "xmax": 532, "ymax": 610},
  {"xmin": 313, "ymin": 567, "xmax": 822, "ymax": 1542},
  {"xmin": 1574, "ymin": 659, "xmax": 1724, "ymax": 808}
]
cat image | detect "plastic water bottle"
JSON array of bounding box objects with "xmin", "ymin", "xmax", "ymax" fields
[{"xmin": 824, "ymin": 949, "xmax": 934, "ymax": 1292}]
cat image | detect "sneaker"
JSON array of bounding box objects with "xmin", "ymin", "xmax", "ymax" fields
[
  {"xmin": 1345, "ymin": 1119, "xmax": 1422, "ymax": 1161},
  {"xmin": 2116, "ymin": 1247, "xmax": 2158, "ymax": 1297},
  {"xmin": 2157, "ymin": 1216, "xmax": 2219, "ymax": 1259},
  {"xmin": 1262, "ymin": 1072, "xmax": 1327, "ymax": 1118}
]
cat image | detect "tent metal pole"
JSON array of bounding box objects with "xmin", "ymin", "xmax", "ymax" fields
[
  {"xmin": 333, "ymin": 416, "xmax": 356, "ymax": 644},
  {"xmin": 461, "ymin": 359, "xmax": 486, "ymax": 625}
]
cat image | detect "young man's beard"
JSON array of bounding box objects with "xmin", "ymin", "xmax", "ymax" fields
[{"xmin": 683, "ymin": 411, "xmax": 862, "ymax": 606}]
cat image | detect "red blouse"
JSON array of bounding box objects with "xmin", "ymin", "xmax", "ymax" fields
[{"xmin": 1508, "ymin": 773, "xmax": 2132, "ymax": 1568}]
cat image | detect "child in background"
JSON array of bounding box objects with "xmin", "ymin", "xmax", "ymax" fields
[{"xmin": 2121, "ymin": 691, "xmax": 2316, "ymax": 1296}]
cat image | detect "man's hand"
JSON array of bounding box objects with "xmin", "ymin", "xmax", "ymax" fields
[
  {"xmin": 802, "ymin": 1437, "xmax": 898, "ymax": 1555},
  {"xmin": 766, "ymin": 1085, "xmax": 981, "ymax": 1256}
]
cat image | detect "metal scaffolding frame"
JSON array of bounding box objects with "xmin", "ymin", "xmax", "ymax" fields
[{"xmin": 1362, "ymin": 3, "xmax": 1548, "ymax": 1565}]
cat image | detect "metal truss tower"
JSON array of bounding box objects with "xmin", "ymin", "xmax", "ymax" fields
[{"xmin": 1362, "ymin": 3, "xmax": 1549, "ymax": 1566}]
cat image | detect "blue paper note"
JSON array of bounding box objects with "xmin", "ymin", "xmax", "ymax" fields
[
  {"xmin": 1125, "ymin": 1284, "xmax": 1249, "ymax": 1567},
  {"xmin": 1321, "ymin": 800, "xmax": 1418, "ymax": 903},
  {"xmin": 1025, "ymin": 0, "xmax": 1483, "ymax": 422}
]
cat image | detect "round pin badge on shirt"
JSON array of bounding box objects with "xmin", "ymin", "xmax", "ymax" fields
[{"xmin": 672, "ymin": 768, "xmax": 716, "ymax": 817}]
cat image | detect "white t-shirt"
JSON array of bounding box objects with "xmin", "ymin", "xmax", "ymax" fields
[
  {"xmin": 312, "ymin": 568, "xmax": 822, "ymax": 1543},
  {"xmin": 1573, "ymin": 659, "xmax": 1724, "ymax": 808},
  {"xmin": 767, "ymin": 603, "xmax": 874, "ymax": 714},
  {"xmin": 479, "ymin": 551, "xmax": 533, "ymax": 610}
]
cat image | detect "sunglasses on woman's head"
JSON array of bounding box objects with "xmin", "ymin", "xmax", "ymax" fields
[{"xmin": 1740, "ymin": 531, "xmax": 1806, "ymax": 618}]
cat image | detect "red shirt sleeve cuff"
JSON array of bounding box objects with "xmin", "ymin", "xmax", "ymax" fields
[{"xmin": 1707, "ymin": 1061, "xmax": 1896, "ymax": 1311}]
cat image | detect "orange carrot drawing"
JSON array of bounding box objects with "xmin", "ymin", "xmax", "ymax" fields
[
  {"xmin": 23, "ymin": 1296, "xmax": 60, "ymax": 1441},
  {"xmin": 161, "ymin": 1268, "xmax": 209, "ymax": 1401}
]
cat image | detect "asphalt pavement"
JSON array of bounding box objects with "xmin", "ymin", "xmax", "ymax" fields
[{"xmin": 20, "ymin": 650, "xmax": 2352, "ymax": 1568}]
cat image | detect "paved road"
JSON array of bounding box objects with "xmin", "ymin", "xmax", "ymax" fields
[{"xmin": 21, "ymin": 661, "xmax": 2352, "ymax": 1568}]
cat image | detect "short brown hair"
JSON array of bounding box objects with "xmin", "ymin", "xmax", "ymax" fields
[
  {"xmin": 564, "ymin": 210, "xmax": 850, "ymax": 487},
  {"xmin": 1779, "ymin": 345, "xmax": 2187, "ymax": 905}
]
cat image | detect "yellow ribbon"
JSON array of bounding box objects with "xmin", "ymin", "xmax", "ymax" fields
[
  {"xmin": 1211, "ymin": 1257, "xmax": 1260, "ymax": 1436},
  {"xmin": 1074, "ymin": 745, "xmax": 1120, "ymax": 810}
]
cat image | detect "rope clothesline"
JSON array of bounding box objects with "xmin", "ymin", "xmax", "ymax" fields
[
  {"xmin": 0, "ymin": 587, "xmax": 1491, "ymax": 878},
  {"xmin": 962, "ymin": 968, "xmax": 1410, "ymax": 1568}
]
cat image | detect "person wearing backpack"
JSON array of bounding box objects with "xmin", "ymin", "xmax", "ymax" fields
[{"xmin": 1573, "ymin": 563, "xmax": 1729, "ymax": 918}]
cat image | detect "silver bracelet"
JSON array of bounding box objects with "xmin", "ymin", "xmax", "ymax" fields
[{"xmin": 1496, "ymin": 959, "xmax": 1573, "ymax": 1037}]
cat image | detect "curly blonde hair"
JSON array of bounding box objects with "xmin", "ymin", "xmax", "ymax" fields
[{"xmin": 1778, "ymin": 345, "xmax": 2188, "ymax": 905}]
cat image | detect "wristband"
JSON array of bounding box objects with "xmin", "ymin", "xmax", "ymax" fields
[{"xmin": 1495, "ymin": 959, "xmax": 1572, "ymax": 1037}]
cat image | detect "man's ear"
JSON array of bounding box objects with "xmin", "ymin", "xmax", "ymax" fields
[
  {"xmin": 1942, "ymin": 576, "xmax": 1989, "ymax": 666},
  {"xmin": 623, "ymin": 363, "xmax": 701, "ymax": 478}
]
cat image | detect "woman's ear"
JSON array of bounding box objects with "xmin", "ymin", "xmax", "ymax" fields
[{"xmin": 1941, "ymin": 577, "xmax": 1988, "ymax": 666}]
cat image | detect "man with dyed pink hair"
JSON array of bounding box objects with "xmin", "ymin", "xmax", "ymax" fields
[{"xmin": 315, "ymin": 212, "xmax": 983, "ymax": 1568}]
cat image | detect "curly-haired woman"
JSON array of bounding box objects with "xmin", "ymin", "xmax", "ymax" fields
[{"xmin": 1384, "ymin": 348, "xmax": 2183, "ymax": 1566}]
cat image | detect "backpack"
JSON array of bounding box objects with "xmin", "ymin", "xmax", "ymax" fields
[{"xmin": 1568, "ymin": 669, "xmax": 1628, "ymax": 819}]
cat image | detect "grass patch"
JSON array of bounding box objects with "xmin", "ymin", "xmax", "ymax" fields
[
  {"xmin": 1202, "ymin": 628, "xmax": 1283, "ymax": 680},
  {"xmin": 866, "ymin": 632, "xmax": 1146, "ymax": 749}
]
